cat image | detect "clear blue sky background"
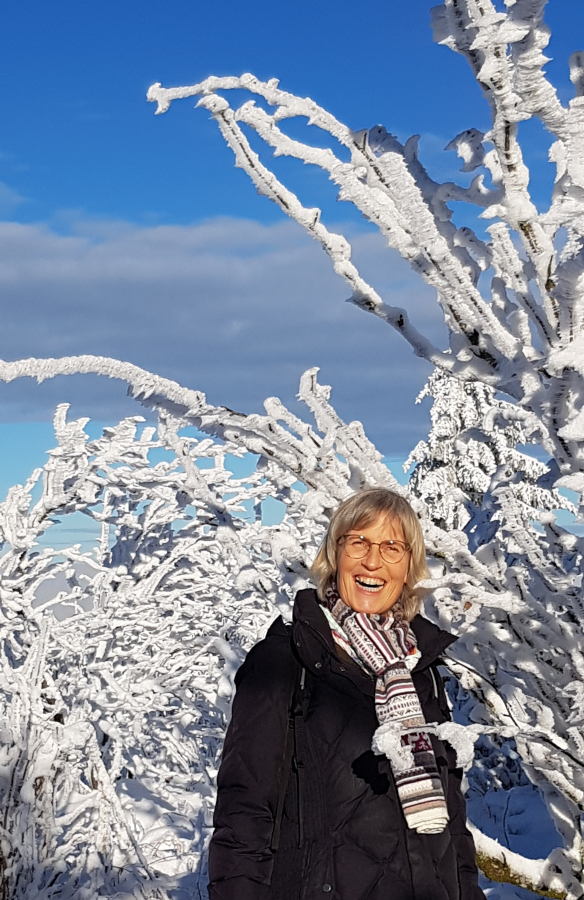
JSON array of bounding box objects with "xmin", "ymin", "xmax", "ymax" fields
[{"xmin": 1, "ymin": 0, "xmax": 583, "ymax": 498}]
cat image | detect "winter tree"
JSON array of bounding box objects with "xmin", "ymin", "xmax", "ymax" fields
[
  {"xmin": 0, "ymin": 359, "xmax": 402, "ymax": 899},
  {"xmin": 145, "ymin": 0, "xmax": 584, "ymax": 893},
  {"xmin": 1, "ymin": 0, "xmax": 583, "ymax": 897}
]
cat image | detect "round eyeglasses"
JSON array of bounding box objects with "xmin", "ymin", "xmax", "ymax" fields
[{"xmin": 338, "ymin": 534, "xmax": 410, "ymax": 564}]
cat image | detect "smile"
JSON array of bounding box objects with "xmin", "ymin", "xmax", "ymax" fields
[{"xmin": 354, "ymin": 576, "xmax": 385, "ymax": 592}]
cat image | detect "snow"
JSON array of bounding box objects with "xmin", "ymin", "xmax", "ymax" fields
[
  {"xmin": 1, "ymin": 0, "xmax": 584, "ymax": 896},
  {"xmin": 0, "ymin": 361, "xmax": 581, "ymax": 897}
]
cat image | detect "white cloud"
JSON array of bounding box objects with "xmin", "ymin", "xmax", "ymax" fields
[{"xmin": 0, "ymin": 216, "xmax": 445, "ymax": 454}]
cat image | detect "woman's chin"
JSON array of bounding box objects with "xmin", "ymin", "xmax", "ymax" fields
[{"xmin": 341, "ymin": 587, "xmax": 397, "ymax": 616}]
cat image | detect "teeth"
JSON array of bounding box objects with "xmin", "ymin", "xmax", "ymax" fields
[{"xmin": 355, "ymin": 577, "xmax": 384, "ymax": 590}]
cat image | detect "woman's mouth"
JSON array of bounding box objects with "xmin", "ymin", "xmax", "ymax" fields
[{"xmin": 354, "ymin": 576, "xmax": 385, "ymax": 592}]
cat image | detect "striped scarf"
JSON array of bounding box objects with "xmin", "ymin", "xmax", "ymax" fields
[{"xmin": 322, "ymin": 586, "xmax": 449, "ymax": 834}]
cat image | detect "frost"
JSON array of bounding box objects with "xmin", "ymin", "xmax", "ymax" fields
[
  {"xmin": 146, "ymin": 1, "xmax": 584, "ymax": 888},
  {"xmin": 0, "ymin": 357, "xmax": 582, "ymax": 897},
  {"xmin": 435, "ymin": 721, "xmax": 485, "ymax": 770},
  {"xmin": 0, "ymin": 364, "xmax": 405, "ymax": 898},
  {"xmin": 1, "ymin": 0, "xmax": 583, "ymax": 896},
  {"xmin": 372, "ymin": 723, "xmax": 415, "ymax": 773}
]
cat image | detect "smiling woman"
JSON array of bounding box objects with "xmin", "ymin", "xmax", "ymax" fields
[
  {"xmin": 312, "ymin": 488, "xmax": 428, "ymax": 619},
  {"xmin": 208, "ymin": 487, "xmax": 485, "ymax": 900},
  {"xmin": 336, "ymin": 521, "xmax": 411, "ymax": 615}
]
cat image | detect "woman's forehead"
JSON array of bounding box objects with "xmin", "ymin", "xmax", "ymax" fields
[{"xmin": 350, "ymin": 513, "xmax": 405, "ymax": 538}]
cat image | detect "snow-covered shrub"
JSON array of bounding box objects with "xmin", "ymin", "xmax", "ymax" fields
[
  {"xmin": 0, "ymin": 362, "xmax": 401, "ymax": 899},
  {"xmin": 0, "ymin": 354, "xmax": 582, "ymax": 898},
  {"xmin": 144, "ymin": 0, "xmax": 584, "ymax": 894},
  {"xmin": 1, "ymin": 0, "xmax": 584, "ymax": 896}
]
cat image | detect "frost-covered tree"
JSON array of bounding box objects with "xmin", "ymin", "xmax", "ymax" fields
[
  {"xmin": 145, "ymin": 0, "xmax": 584, "ymax": 893},
  {"xmin": 405, "ymin": 370, "xmax": 576, "ymax": 533},
  {"xmin": 0, "ymin": 352, "xmax": 582, "ymax": 899},
  {"xmin": 0, "ymin": 360, "xmax": 402, "ymax": 899},
  {"xmin": 148, "ymin": 0, "xmax": 584, "ymax": 494},
  {"xmin": 1, "ymin": 0, "xmax": 584, "ymax": 898}
]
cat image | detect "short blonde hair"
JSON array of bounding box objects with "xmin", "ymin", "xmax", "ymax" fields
[{"xmin": 311, "ymin": 487, "xmax": 428, "ymax": 621}]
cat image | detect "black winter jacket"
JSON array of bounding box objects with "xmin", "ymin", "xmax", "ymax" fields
[{"xmin": 208, "ymin": 589, "xmax": 486, "ymax": 900}]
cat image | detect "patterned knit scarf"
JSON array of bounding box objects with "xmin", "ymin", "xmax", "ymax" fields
[{"xmin": 322, "ymin": 585, "xmax": 449, "ymax": 834}]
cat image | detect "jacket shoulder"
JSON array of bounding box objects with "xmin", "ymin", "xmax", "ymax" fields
[
  {"xmin": 235, "ymin": 615, "xmax": 296, "ymax": 688},
  {"xmin": 411, "ymin": 614, "xmax": 456, "ymax": 668}
]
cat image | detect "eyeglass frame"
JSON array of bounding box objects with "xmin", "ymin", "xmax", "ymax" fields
[{"xmin": 337, "ymin": 533, "xmax": 411, "ymax": 564}]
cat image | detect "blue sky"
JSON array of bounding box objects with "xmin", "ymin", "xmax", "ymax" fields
[{"xmin": 1, "ymin": 0, "xmax": 583, "ymax": 497}]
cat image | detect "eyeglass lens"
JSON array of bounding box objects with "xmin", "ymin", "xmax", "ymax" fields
[{"xmin": 342, "ymin": 536, "xmax": 408, "ymax": 563}]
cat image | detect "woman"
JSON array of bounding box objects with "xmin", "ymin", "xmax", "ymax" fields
[{"xmin": 208, "ymin": 487, "xmax": 485, "ymax": 899}]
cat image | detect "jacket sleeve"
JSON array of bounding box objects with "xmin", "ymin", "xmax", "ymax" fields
[
  {"xmin": 432, "ymin": 664, "xmax": 487, "ymax": 900},
  {"xmin": 208, "ymin": 632, "xmax": 296, "ymax": 900}
]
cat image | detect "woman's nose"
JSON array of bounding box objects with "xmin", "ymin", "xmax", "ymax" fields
[{"xmin": 363, "ymin": 543, "xmax": 382, "ymax": 566}]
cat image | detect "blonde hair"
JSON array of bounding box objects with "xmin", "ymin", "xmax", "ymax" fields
[{"xmin": 311, "ymin": 487, "xmax": 428, "ymax": 621}]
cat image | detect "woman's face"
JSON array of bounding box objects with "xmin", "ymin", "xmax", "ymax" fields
[{"xmin": 336, "ymin": 514, "xmax": 410, "ymax": 616}]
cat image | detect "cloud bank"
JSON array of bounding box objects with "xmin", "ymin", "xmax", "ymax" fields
[{"xmin": 0, "ymin": 216, "xmax": 445, "ymax": 455}]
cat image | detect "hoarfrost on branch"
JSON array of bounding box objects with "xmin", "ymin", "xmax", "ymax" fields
[
  {"xmin": 145, "ymin": 7, "xmax": 584, "ymax": 885},
  {"xmin": 1, "ymin": 0, "xmax": 584, "ymax": 897},
  {"xmin": 148, "ymin": 0, "xmax": 584, "ymax": 482},
  {"xmin": 0, "ymin": 352, "xmax": 582, "ymax": 898}
]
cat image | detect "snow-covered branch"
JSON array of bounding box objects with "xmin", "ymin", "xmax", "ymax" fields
[
  {"xmin": 2, "ymin": 0, "xmax": 583, "ymax": 896},
  {"xmin": 145, "ymin": 4, "xmax": 584, "ymax": 891},
  {"xmin": 148, "ymin": 0, "xmax": 584, "ymax": 487},
  {"xmin": 0, "ymin": 360, "xmax": 403, "ymax": 898},
  {"xmin": 1, "ymin": 356, "xmax": 583, "ymax": 896}
]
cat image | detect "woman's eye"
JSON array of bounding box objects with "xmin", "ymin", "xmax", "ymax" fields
[{"xmin": 351, "ymin": 538, "xmax": 367, "ymax": 547}]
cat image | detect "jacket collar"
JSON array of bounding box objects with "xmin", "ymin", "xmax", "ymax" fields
[
  {"xmin": 293, "ymin": 588, "xmax": 336, "ymax": 652},
  {"xmin": 293, "ymin": 588, "xmax": 456, "ymax": 674},
  {"xmin": 292, "ymin": 588, "xmax": 372, "ymax": 693}
]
